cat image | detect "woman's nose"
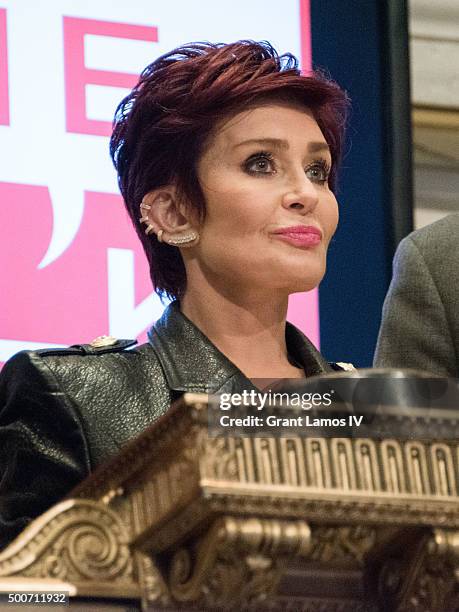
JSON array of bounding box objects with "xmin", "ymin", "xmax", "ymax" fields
[{"xmin": 282, "ymin": 174, "xmax": 319, "ymax": 213}]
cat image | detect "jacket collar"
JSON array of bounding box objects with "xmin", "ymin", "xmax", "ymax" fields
[{"xmin": 147, "ymin": 301, "xmax": 332, "ymax": 394}]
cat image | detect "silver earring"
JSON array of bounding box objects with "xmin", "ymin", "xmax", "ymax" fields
[{"xmin": 139, "ymin": 199, "xmax": 156, "ymax": 237}]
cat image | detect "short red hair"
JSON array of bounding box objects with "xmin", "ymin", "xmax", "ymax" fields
[{"xmin": 110, "ymin": 40, "xmax": 349, "ymax": 300}]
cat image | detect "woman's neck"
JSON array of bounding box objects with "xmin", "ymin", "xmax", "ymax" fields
[{"xmin": 180, "ymin": 287, "xmax": 305, "ymax": 380}]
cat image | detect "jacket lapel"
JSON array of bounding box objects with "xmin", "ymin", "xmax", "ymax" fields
[
  {"xmin": 148, "ymin": 301, "xmax": 249, "ymax": 393},
  {"xmin": 285, "ymin": 322, "xmax": 333, "ymax": 376},
  {"xmin": 148, "ymin": 301, "xmax": 332, "ymax": 395}
]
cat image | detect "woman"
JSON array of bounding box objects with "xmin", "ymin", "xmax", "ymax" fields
[{"xmin": 0, "ymin": 41, "xmax": 349, "ymax": 549}]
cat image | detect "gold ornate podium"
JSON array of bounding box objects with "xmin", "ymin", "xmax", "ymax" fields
[{"xmin": 0, "ymin": 391, "xmax": 458, "ymax": 611}]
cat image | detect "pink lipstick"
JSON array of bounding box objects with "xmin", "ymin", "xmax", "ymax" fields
[{"xmin": 272, "ymin": 225, "xmax": 322, "ymax": 248}]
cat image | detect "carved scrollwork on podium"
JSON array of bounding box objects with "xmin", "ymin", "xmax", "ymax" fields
[
  {"xmin": 134, "ymin": 551, "xmax": 171, "ymax": 608},
  {"xmin": 377, "ymin": 529, "xmax": 459, "ymax": 611},
  {"xmin": 379, "ymin": 555, "xmax": 455, "ymax": 612},
  {"xmin": 309, "ymin": 525, "xmax": 376, "ymax": 565},
  {"xmin": 166, "ymin": 516, "xmax": 311, "ymax": 609},
  {"xmin": 203, "ymin": 436, "xmax": 239, "ymax": 480},
  {"xmin": 402, "ymin": 558, "xmax": 455, "ymax": 611},
  {"xmin": 0, "ymin": 499, "xmax": 133, "ymax": 585}
]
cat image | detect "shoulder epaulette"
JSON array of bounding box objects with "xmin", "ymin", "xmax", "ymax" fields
[
  {"xmin": 36, "ymin": 336, "xmax": 137, "ymax": 357},
  {"xmin": 330, "ymin": 361, "xmax": 356, "ymax": 372}
]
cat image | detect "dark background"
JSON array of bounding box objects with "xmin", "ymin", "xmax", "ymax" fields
[{"xmin": 311, "ymin": 0, "xmax": 413, "ymax": 367}]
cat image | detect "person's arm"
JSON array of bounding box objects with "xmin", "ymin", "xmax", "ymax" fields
[
  {"xmin": 374, "ymin": 235, "xmax": 456, "ymax": 376},
  {"xmin": 0, "ymin": 351, "xmax": 91, "ymax": 550}
]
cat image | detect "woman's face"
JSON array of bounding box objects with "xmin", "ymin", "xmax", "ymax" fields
[{"xmin": 190, "ymin": 103, "xmax": 339, "ymax": 296}]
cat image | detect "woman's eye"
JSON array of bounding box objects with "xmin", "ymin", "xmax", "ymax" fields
[
  {"xmin": 305, "ymin": 161, "xmax": 330, "ymax": 184},
  {"xmin": 244, "ymin": 154, "xmax": 275, "ymax": 175}
]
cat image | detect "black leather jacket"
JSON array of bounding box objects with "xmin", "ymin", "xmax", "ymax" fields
[{"xmin": 0, "ymin": 301, "xmax": 335, "ymax": 549}]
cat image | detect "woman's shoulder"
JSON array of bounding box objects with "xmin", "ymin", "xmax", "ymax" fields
[
  {"xmin": 0, "ymin": 337, "xmax": 171, "ymax": 465},
  {"xmin": 1, "ymin": 336, "xmax": 161, "ymax": 392}
]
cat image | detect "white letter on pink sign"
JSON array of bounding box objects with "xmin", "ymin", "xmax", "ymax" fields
[{"xmin": 63, "ymin": 16, "xmax": 158, "ymax": 136}]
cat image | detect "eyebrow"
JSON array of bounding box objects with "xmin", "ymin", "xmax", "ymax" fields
[{"xmin": 234, "ymin": 138, "xmax": 330, "ymax": 153}]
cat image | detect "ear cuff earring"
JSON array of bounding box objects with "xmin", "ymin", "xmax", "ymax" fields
[
  {"xmin": 165, "ymin": 230, "xmax": 199, "ymax": 245},
  {"xmin": 138, "ymin": 199, "xmax": 199, "ymax": 246}
]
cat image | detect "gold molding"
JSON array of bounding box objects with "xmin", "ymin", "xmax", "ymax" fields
[{"xmin": 413, "ymin": 106, "xmax": 459, "ymax": 129}]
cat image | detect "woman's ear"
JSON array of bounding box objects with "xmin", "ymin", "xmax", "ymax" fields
[{"xmin": 140, "ymin": 187, "xmax": 199, "ymax": 247}]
